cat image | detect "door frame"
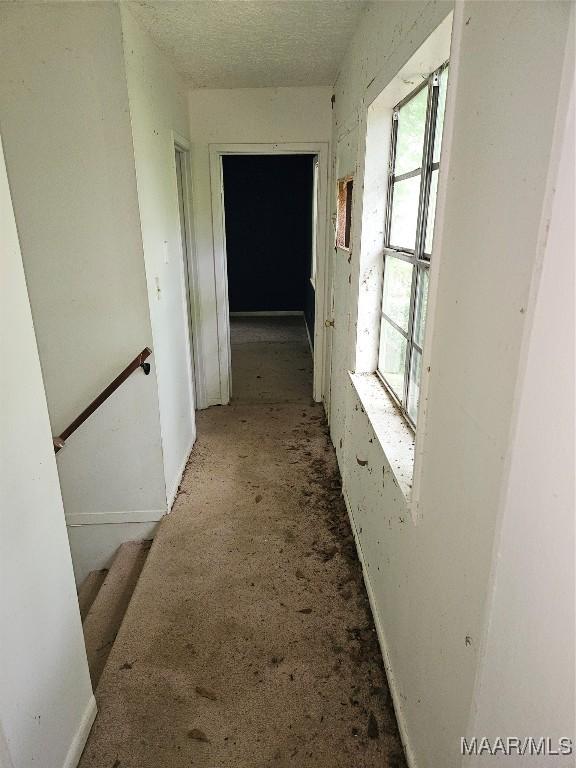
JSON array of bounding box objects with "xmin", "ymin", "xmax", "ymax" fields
[
  {"xmin": 208, "ymin": 142, "xmax": 330, "ymax": 404},
  {"xmin": 173, "ymin": 132, "xmax": 206, "ymax": 410}
]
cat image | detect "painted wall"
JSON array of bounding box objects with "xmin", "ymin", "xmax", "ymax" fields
[
  {"xmin": 0, "ymin": 133, "xmax": 95, "ymax": 768},
  {"xmin": 222, "ymin": 154, "xmax": 314, "ymax": 313},
  {"xmin": 187, "ymin": 86, "xmax": 332, "ymax": 405},
  {"xmin": 466, "ymin": 66, "xmax": 574, "ymax": 767},
  {"xmin": 327, "ymin": 2, "xmax": 574, "ymax": 767},
  {"xmin": 0, "ymin": 2, "xmax": 167, "ymax": 581},
  {"xmin": 120, "ymin": 6, "xmax": 196, "ymax": 507}
]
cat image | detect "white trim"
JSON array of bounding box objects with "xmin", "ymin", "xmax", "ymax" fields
[
  {"xmin": 172, "ymin": 131, "xmax": 190, "ymax": 151},
  {"xmin": 311, "ymin": 144, "xmax": 329, "ymax": 404},
  {"xmin": 305, "ymin": 317, "xmax": 314, "ymax": 356},
  {"xmin": 172, "ymin": 131, "xmax": 207, "ymax": 409},
  {"xmin": 62, "ymin": 695, "xmax": 97, "ymax": 768},
  {"xmin": 230, "ymin": 310, "xmax": 303, "ymax": 317},
  {"xmin": 321, "ymin": 152, "xmax": 336, "ymax": 421},
  {"xmin": 350, "ymin": 372, "xmax": 414, "ymax": 504},
  {"xmin": 342, "ymin": 489, "xmax": 417, "ymax": 768},
  {"xmin": 208, "ymin": 142, "xmax": 329, "ymax": 406},
  {"xmin": 166, "ymin": 437, "xmax": 195, "ymax": 510},
  {"xmin": 310, "ymin": 156, "xmax": 319, "ymax": 286},
  {"xmin": 66, "ymin": 509, "xmax": 166, "ymax": 526},
  {"xmin": 209, "ymin": 148, "xmax": 232, "ymax": 404},
  {"xmin": 409, "ymin": 11, "xmax": 457, "ymax": 523}
]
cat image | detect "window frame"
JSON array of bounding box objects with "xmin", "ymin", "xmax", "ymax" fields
[{"xmin": 377, "ymin": 62, "xmax": 448, "ymax": 429}]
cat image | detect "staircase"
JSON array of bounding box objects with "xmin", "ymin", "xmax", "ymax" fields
[{"xmin": 78, "ymin": 540, "xmax": 152, "ymax": 689}]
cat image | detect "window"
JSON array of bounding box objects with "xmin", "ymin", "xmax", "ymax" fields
[
  {"xmin": 378, "ymin": 63, "xmax": 448, "ymax": 427},
  {"xmin": 337, "ymin": 176, "xmax": 354, "ymax": 249}
]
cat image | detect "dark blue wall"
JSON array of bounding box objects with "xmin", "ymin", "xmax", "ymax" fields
[{"xmin": 223, "ymin": 155, "xmax": 315, "ymax": 335}]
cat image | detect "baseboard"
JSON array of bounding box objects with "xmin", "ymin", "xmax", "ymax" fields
[
  {"xmin": 342, "ymin": 487, "xmax": 418, "ymax": 768},
  {"xmin": 65, "ymin": 509, "xmax": 166, "ymax": 526},
  {"xmin": 167, "ymin": 436, "xmax": 195, "ymax": 510},
  {"xmin": 229, "ymin": 310, "xmax": 304, "ymax": 317},
  {"xmin": 62, "ymin": 694, "xmax": 97, "ymax": 768}
]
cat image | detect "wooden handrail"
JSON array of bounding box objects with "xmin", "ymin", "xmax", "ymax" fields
[{"xmin": 53, "ymin": 347, "xmax": 152, "ymax": 453}]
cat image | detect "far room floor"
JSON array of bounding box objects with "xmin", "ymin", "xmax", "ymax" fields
[{"xmin": 230, "ymin": 315, "xmax": 313, "ymax": 403}]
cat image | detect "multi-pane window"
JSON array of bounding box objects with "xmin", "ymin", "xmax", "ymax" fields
[{"xmin": 378, "ymin": 63, "xmax": 448, "ymax": 427}]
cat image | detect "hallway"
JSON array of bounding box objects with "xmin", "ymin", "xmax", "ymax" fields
[
  {"xmin": 79, "ymin": 319, "xmax": 406, "ymax": 768},
  {"xmin": 3, "ymin": 4, "xmax": 573, "ymax": 767}
]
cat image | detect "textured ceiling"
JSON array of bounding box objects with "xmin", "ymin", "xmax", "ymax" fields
[{"xmin": 127, "ymin": 1, "xmax": 367, "ymax": 88}]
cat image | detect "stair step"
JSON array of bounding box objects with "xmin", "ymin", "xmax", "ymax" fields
[
  {"xmin": 78, "ymin": 568, "xmax": 108, "ymax": 622},
  {"xmin": 82, "ymin": 540, "xmax": 152, "ymax": 689}
]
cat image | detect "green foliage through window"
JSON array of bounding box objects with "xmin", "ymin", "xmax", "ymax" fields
[{"xmin": 378, "ymin": 63, "xmax": 448, "ymax": 427}]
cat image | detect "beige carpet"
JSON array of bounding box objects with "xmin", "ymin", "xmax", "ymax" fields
[
  {"xmin": 230, "ymin": 315, "xmax": 308, "ymax": 345},
  {"xmin": 79, "ymin": 320, "xmax": 406, "ymax": 768},
  {"xmin": 230, "ymin": 315, "xmax": 313, "ymax": 404}
]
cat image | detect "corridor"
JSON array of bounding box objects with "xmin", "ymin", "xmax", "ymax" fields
[
  {"xmin": 78, "ymin": 318, "xmax": 406, "ymax": 768},
  {"xmin": 3, "ymin": 4, "xmax": 573, "ymax": 767}
]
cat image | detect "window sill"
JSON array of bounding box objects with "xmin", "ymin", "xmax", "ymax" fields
[{"xmin": 349, "ymin": 372, "xmax": 415, "ymax": 503}]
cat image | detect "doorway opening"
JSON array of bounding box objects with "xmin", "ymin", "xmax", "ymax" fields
[
  {"xmin": 208, "ymin": 143, "xmax": 329, "ymax": 406},
  {"xmin": 222, "ymin": 153, "xmax": 317, "ymax": 404}
]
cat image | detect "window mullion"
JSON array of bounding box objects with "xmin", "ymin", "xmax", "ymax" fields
[
  {"xmin": 381, "ymin": 311, "xmax": 409, "ymax": 340},
  {"xmin": 381, "ymin": 111, "xmax": 398, "ymax": 332},
  {"xmin": 404, "ymin": 73, "xmax": 440, "ymax": 410},
  {"xmin": 415, "ymin": 75, "xmax": 440, "ymax": 260},
  {"xmin": 403, "ymin": 266, "xmax": 419, "ymax": 407},
  {"xmin": 383, "ymin": 112, "xmax": 399, "ymax": 248},
  {"xmin": 402, "ymin": 77, "xmax": 432, "ymax": 408},
  {"xmin": 393, "ymin": 167, "xmax": 422, "ymax": 183}
]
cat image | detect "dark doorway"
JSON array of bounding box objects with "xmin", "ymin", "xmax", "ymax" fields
[
  {"xmin": 222, "ymin": 154, "xmax": 315, "ymax": 336},
  {"xmin": 222, "ymin": 154, "xmax": 316, "ymax": 403}
]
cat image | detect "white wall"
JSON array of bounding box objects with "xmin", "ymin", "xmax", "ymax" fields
[
  {"xmin": 121, "ymin": 7, "xmax": 196, "ymax": 506},
  {"xmin": 327, "ymin": 2, "xmax": 574, "ymax": 766},
  {"xmin": 187, "ymin": 86, "xmax": 333, "ymax": 405},
  {"xmin": 466, "ymin": 60, "xmax": 574, "ymax": 767},
  {"xmin": 0, "ymin": 133, "xmax": 95, "ymax": 768},
  {"xmin": 0, "ymin": 2, "xmax": 167, "ymax": 581}
]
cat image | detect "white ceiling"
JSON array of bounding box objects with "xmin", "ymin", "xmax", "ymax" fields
[{"xmin": 127, "ymin": 1, "xmax": 367, "ymax": 89}]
